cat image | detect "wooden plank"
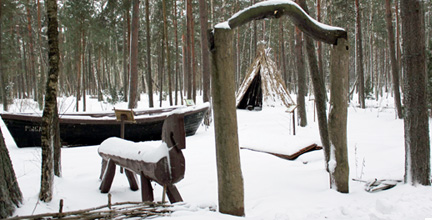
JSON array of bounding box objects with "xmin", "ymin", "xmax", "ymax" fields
[{"xmin": 241, "ymin": 144, "xmax": 322, "ymax": 160}]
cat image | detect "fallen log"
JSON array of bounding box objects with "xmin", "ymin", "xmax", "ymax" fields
[{"xmin": 240, "ymin": 143, "xmax": 322, "ymax": 160}]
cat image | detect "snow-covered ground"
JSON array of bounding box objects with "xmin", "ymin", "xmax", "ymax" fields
[{"xmin": 1, "ymin": 94, "xmax": 432, "ymax": 220}]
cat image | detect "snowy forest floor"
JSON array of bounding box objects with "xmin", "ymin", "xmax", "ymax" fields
[{"xmin": 1, "ymin": 94, "xmax": 432, "ymax": 220}]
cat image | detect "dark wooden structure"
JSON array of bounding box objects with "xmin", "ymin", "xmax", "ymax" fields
[
  {"xmin": 98, "ymin": 113, "xmax": 186, "ymax": 203},
  {"xmin": 0, "ymin": 103, "xmax": 208, "ymax": 148}
]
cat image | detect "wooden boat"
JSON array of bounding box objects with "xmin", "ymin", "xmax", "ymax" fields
[{"xmin": 0, "ymin": 103, "xmax": 209, "ymax": 148}]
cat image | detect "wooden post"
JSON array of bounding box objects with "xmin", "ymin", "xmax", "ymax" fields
[
  {"xmin": 140, "ymin": 174, "xmax": 154, "ymax": 202},
  {"xmin": 292, "ymin": 111, "xmax": 296, "ymax": 136},
  {"xmin": 100, "ymin": 160, "xmax": 116, "ymax": 193},
  {"xmin": 210, "ymin": 27, "xmax": 245, "ymax": 217},
  {"xmin": 328, "ymin": 38, "xmax": 350, "ymax": 193},
  {"xmin": 166, "ymin": 184, "xmax": 183, "ymax": 203}
]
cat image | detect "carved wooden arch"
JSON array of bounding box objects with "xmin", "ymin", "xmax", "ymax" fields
[
  {"xmin": 209, "ymin": 0, "xmax": 349, "ymax": 216},
  {"xmin": 226, "ymin": 1, "xmax": 347, "ymax": 44}
]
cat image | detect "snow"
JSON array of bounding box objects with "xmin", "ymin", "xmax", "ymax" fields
[
  {"xmin": 2, "ymin": 93, "xmax": 432, "ymax": 219},
  {"xmin": 227, "ymin": 0, "xmax": 345, "ymax": 32},
  {"xmin": 98, "ymin": 137, "xmax": 168, "ymax": 163},
  {"xmin": 214, "ymin": 21, "xmax": 230, "ymax": 30}
]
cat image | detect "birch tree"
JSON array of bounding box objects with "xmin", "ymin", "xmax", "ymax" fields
[{"xmin": 40, "ymin": 0, "xmax": 61, "ymax": 202}]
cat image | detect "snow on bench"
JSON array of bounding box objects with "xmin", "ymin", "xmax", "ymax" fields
[{"xmin": 98, "ymin": 113, "xmax": 186, "ymax": 203}]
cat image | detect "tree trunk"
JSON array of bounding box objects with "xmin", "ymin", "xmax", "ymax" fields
[
  {"xmin": 0, "ymin": 125, "xmax": 23, "ymax": 218},
  {"xmin": 252, "ymin": 0, "xmax": 257, "ymax": 58},
  {"xmin": 395, "ymin": 1, "xmax": 402, "ymax": 87},
  {"xmin": 75, "ymin": 39, "xmax": 81, "ymax": 112},
  {"xmin": 210, "ymin": 27, "xmax": 244, "ymax": 217},
  {"xmin": 128, "ymin": 0, "xmax": 139, "ymax": 109},
  {"xmin": 328, "ymin": 38, "xmax": 350, "ymax": 193},
  {"xmin": 317, "ymin": 0, "xmax": 324, "ymax": 80},
  {"xmin": 174, "ymin": 1, "xmax": 179, "ymax": 105},
  {"xmin": 163, "ymin": 0, "xmax": 173, "ymax": 106},
  {"xmin": 385, "ymin": 0, "xmax": 403, "ymax": 119},
  {"xmin": 355, "ymin": 0, "xmax": 365, "ymax": 108},
  {"xmin": 295, "ymin": 27, "xmax": 307, "ymax": 127},
  {"xmin": 0, "ymin": 0, "xmax": 7, "ymax": 111},
  {"xmin": 279, "ymin": 19, "xmax": 288, "ymax": 95},
  {"xmin": 159, "ymin": 38, "xmax": 165, "ymax": 107},
  {"xmin": 40, "ymin": 0, "xmax": 61, "ymax": 202},
  {"xmin": 186, "ymin": 0, "xmax": 192, "ymax": 99},
  {"xmin": 53, "ymin": 102, "xmax": 61, "ymax": 177},
  {"xmin": 191, "ymin": 10, "xmax": 197, "ymax": 103},
  {"xmin": 82, "ymin": 32, "xmax": 86, "ymax": 112},
  {"xmin": 297, "ymin": 0, "xmax": 330, "ymax": 165},
  {"xmin": 123, "ymin": 9, "xmax": 129, "ymax": 102},
  {"xmin": 199, "ymin": 0, "xmax": 211, "ymax": 125},
  {"xmin": 199, "ymin": 0, "xmax": 211, "ymax": 104},
  {"xmin": 25, "ymin": 1, "xmax": 38, "ymax": 104},
  {"xmin": 37, "ymin": 0, "xmax": 46, "ymax": 109},
  {"xmin": 400, "ymin": 0, "xmax": 430, "ymax": 186},
  {"xmin": 145, "ymin": 0, "xmax": 153, "ymax": 107}
]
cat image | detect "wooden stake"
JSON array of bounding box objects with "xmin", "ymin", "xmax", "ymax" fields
[
  {"xmin": 59, "ymin": 199, "xmax": 63, "ymax": 218},
  {"xmin": 162, "ymin": 185, "xmax": 167, "ymax": 203}
]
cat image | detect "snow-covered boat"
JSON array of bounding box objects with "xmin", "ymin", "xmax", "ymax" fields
[{"xmin": 0, "ymin": 103, "xmax": 209, "ymax": 148}]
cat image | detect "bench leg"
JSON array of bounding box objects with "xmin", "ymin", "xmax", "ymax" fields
[
  {"xmin": 140, "ymin": 174, "xmax": 154, "ymax": 202},
  {"xmin": 125, "ymin": 170, "xmax": 139, "ymax": 191},
  {"xmin": 166, "ymin": 184, "xmax": 183, "ymax": 203},
  {"xmin": 99, "ymin": 159, "xmax": 107, "ymax": 180},
  {"xmin": 100, "ymin": 159, "xmax": 116, "ymax": 193}
]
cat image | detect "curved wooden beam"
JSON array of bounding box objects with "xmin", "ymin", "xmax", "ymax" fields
[{"xmin": 226, "ymin": 0, "xmax": 347, "ymax": 45}]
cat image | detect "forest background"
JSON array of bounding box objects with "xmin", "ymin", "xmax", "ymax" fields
[{"xmin": 1, "ymin": 0, "xmax": 432, "ymax": 113}]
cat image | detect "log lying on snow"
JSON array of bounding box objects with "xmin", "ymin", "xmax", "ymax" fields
[
  {"xmin": 241, "ymin": 143, "xmax": 322, "ymax": 160},
  {"xmin": 352, "ymin": 178, "xmax": 402, "ymax": 192},
  {"xmin": 98, "ymin": 113, "xmax": 186, "ymax": 203}
]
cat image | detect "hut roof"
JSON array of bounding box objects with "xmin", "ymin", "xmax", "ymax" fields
[{"xmin": 236, "ymin": 44, "xmax": 295, "ymax": 110}]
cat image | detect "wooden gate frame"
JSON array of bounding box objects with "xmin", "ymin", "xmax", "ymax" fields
[{"xmin": 209, "ymin": 1, "xmax": 349, "ymax": 216}]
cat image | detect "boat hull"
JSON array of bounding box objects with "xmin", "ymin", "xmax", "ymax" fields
[{"xmin": 1, "ymin": 104, "xmax": 209, "ymax": 148}]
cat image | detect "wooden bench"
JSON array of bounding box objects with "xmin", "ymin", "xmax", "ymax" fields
[{"xmin": 98, "ymin": 113, "xmax": 186, "ymax": 203}]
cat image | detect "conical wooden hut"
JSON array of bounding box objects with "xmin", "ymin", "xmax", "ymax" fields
[{"xmin": 236, "ymin": 43, "xmax": 295, "ymax": 110}]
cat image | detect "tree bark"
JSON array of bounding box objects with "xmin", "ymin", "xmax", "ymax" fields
[
  {"xmin": 40, "ymin": 0, "xmax": 61, "ymax": 202},
  {"xmin": 53, "ymin": 102, "xmax": 61, "ymax": 177},
  {"xmin": 355, "ymin": 0, "xmax": 365, "ymax": 108},
  {"xmin": 191, "ymin": 11, "xmax": 197, "ymax": 103},
  {"xmin": 25, "ymin": 1, "xmax": 38, "ymax": 104},
  {"xmin": 385, "ymin": 0, "xmax": 403, "ymax": 119},
  {"xmin": 199, "ymin": 0, "xmax": 212, "ymax": 125},
  {"xmin": 82, "ymin": 31, "xmax": 86, "ymax": 112},
  {"xmin": 317, "ymin": 0, "xmax": 324, "ymax": 80},
  {"xmin": 395, "ymin": 1, "xmax": 402, "ymax": 88},
  {"xmin": 297, "ymin": 0, "xmax": 330, "ymax": 165},
  {"xmin": 0, "ymin": 0, "xmax": 7, "ymax": 111},
  {"xmin": 75, "ymin": 39, "xmax": 81, "ymax": 112},
  {"xmin": 145, "ymin": 0, "xmax": 153, "ymax": 107},
  {"xmin": 186, "ymin": 0, "xmax": 193, "ymax": 99},
  {"xmin": 210, "ymin": 27, "xmax": 244, "ymax": 217},
  {"xmin": 199, "ymin": 0, "xmax": 211, "ymax": 104},
  {"xmin": 123, "ymin": 9, "xmax": 129, "ymax": 102},
  {"xmin": 329, "ymin": 38, "xmax": 350, "ymax": 193},
  {"xmin": 400, "ymin": 0, "xmax": 431, "ymax": 186},
  {"xmin": 295, "ymin": 27, "xmax": 307, "ymax": 127},
  {"xmin": 173, "ymin": 1, "xmax": 179, "ymax": 105},
  {"xmin": 158, "ymin": 38, "xmax": 165, "ymax": 108},
  {"xmin": 128, "ymin": 0, "xmax": 139, "ymax": 109},
  {"xmin": 163, "ymin": 0, "xmax": 173, "ymax": 106},
  {"xmin": 0, "ymin": 126, "xmax": 22, "ymax": 218}
]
